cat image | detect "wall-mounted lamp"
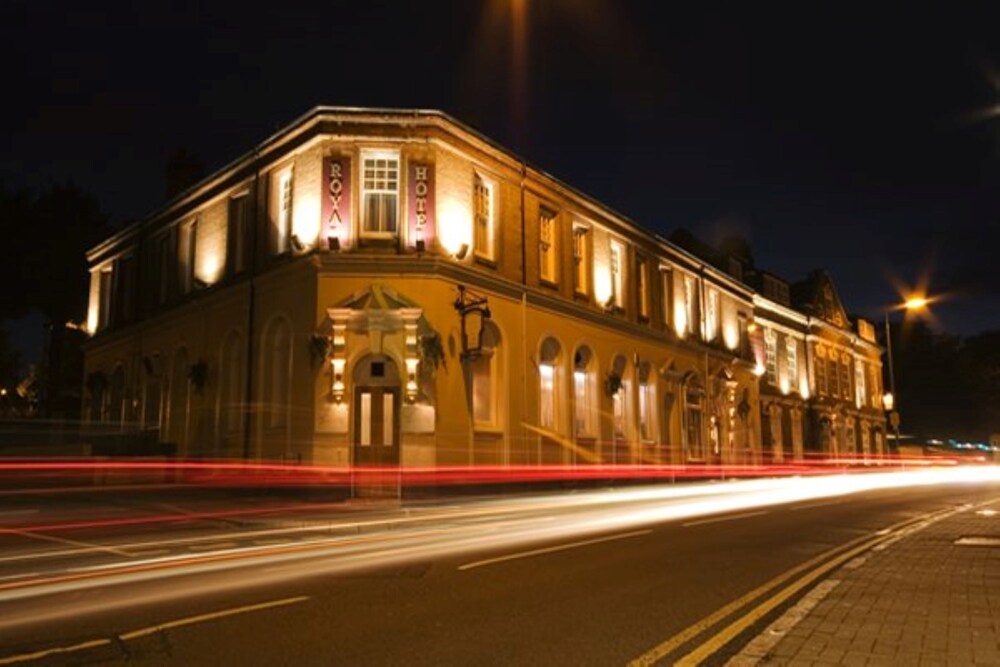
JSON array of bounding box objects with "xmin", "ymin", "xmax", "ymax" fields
[
  {"xmin": 327, "ymin": 236, "xmax": 341, "ymax": 252},
  {"xmin": 455, "ymin": 243, "xmax": 469, "ymax": 260},
  {"xmin": 193, "ymin": 277, "xmax": 209, "ymax": 290},
  {"xmin": 291, "ymin": 234, "xmax": 306, "ymax": 252},
  {"xmin": 454, "ymin": 284, "xmax": 491, "ymax": 361},
  {"xmin": 331, "ymin": 358, "xmax": 346, "ymax": 404}
]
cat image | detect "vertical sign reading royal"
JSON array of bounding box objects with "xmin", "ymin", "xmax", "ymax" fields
[
  {"xmin": 407, "ymin": 162, "xmax": 435, "ymax": 249},
  {"xmin": 322, "ymin": 156, "xmax": 352, "ymax": 249}
]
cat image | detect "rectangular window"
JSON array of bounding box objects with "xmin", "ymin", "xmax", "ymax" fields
[
  {"xmin": 840, "ymin": 354, "xmax": 851, "ymax": 399},
  {"xmin": 660, "ymin": 267, "xmax": 673, "ymax": 329},
  {"xmin": 473, "ymin": 173, "xmax": 495, "ymax": 260},
  {"xmin": 228, "ymin": 194, "xmax": 249, "ymax": 274},
  {"xmin": 637, "ymin": 256, "xmax": 650, "ymax": 320},
  {"xmin": 684, "ymin": 274, "xmax": 698, "ymax": 337},
  {"xmin": 361, "ymin": 151, "xmax": 399, "ymax": 237},
  {"xmin": 360, "ymin": 392, "xmax": 372, "ymax": 446},
  {"xmin": 705, "ymin": 288, "xmax": 719, "ymax": 340},
  {"xmin": 685, "ymin": 390, "xmax": 704, "ymax": 460},
  {"xmin": 179, "ymin": 219, "xmax": 197, "ymax": 294},
  {"xmin": 827, "ymin": 355, "xmax": 839, "ymax": 396},
  {"xmin": 855, "ymin": 360, "xmax": 866, "ymax": 409},
  {"xmin": 274, "ymin": 168, "xmax": 294, "ymax": 252},
  {"xmin": 787, "ymin": 339, "xmax": 798, "ymax": 387},
  {"xmin": 98, "ymin": 268, "xmax": 113, "ymax": 330},
  {"xmin": 610, "ymin": 239, "xmax": 625, "ymax": 309},
  {"xmin": 764, "ymin": 329, "xmax": 778, "ymax": 385},
  {"xmin": 539, "ymin": 208, "xmax": 558, "ymax": 284},
  {"xmin": 572, "ymin": 224, "xmax": 590, "ymax": 296},
  {"xmin": 815, "ymin": 345, "xmax": 827, "ymax": 396},
  {"xmin": 539, "ymin": 363, "xmax": 555, "ymax": 429},
  {"xmin": 869, "ymin": 365, "xmax": 880, "ymax": 408}
]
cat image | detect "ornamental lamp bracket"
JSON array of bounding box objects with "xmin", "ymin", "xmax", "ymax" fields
[{"xmin": 453, "ymin": 285, "xmax": 491, "ymax": 362}]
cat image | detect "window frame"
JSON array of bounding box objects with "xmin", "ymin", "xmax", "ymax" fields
[
  {"xmin": 637, "ymin": 254, "xmax": 650, "ymax": 321},
  {"xmin": 572, "ymin": 222, "xmax": 591, "ymax": 297},
  {"xmin": 360, "ymin": 149, "xmax": 400, "ymax": 240},
  {"xmin": 609, "ymin": 238, "xmax": 626, "ymax": 310},
  {"xmin": 538, "ymin": 207, "xmax": 559, "ymax": 286},
  {"xmin": 473, "ymin": 171, "xmax": 497, "ymax": 262}
]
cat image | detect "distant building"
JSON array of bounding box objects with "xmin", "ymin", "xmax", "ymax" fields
[{"xmin": 82, "ymin": 107, "xmax": 885, "ymax": 491}]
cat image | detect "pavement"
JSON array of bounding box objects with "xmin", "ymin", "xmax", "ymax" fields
[{"xmin": 730, "ymin": 499, "xmax": 1000, "ymax": 666}]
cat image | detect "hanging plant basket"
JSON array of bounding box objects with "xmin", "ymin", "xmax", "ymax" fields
[
  {"xmin": 604, "ymin": 371, "xmax": 623, "ymax": 397},
  {"xmin": 188, "ymin": 360, "xmax": 209, "ymax": 393},
  {"xmin": 309, "ymin": 333, "xmax": 331, "ymax": 369}
]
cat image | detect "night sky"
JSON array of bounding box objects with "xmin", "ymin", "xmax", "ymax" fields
[{"xmin": 4, "ymin": 1, "xmax": 999, "ymax": 355}]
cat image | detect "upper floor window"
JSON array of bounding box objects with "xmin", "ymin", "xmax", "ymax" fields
[
  {"xmin": 705, "ymin": 287, "xmax": 719, "ymax": 340},
  {"xmin": 786, "ymin": 338, "xmax": 798, "ymax": 386},
  {"xmin": 855, "ymin": 360, "xmax": 866, "ymax": 409},
  {"xmin": 637, "ymin": 256, "xmax": 650, "ymax": 320},
  {"xmin": 473, "ymin": 173, "xmax": 495, "ymax": 260},
  {"xmin": 683, "ymin": 273, "xmax": 698, "ymax": 338},
  {"xmin": 179, "ymin": 219, "xmax": 197, "ymax": 294},
  {"xmin": 660, "ymin": 266, "xmax": 673, "ymax": 329},
  {"xmin": 361, "ymin": 150, "xmax": 399, "ymax": 237},
  {"xmin": 839, "ymin": 353, "xmax": 851, "ymax": 400},
  {"xmin": 273, "ymin": 167, "xmax": 294, "ymax": 253},
  {"xmin": 609, "ymin": 239, "xmax": 625, "ymax": 309},
  {"xmin": 815, "ymin": 344, "xmax": 827, "ymax": 396},
  {"xmin": 97, "ymin": 267, "xmax": 113, "ymax": 330},
  {"xmin": 539, "ymin": 208, "xmax": 558, "ymax": 284},
  {"xmin": 572, "ymin": 224, "xmax": 590, "ymax": 296},
  {"xmin": 764, "ymin": 329, "xmax": 778, "ymax": 385},
  {"xmin": 228, "ymin": 193, "xmax": 250, "ymax": 274}
]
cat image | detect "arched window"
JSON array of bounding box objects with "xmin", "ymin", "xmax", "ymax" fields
[
  {"xmin": 471, "ymin": 323, "xmax": 501, "ymax": 428},
  {"xmin": 637, "ymin": 361, "xmax": 657, "ymax": 443},
  {"xmin": 611, "ymin": 354, "xmax": 632, "ymax": 442},
  {"xmin": 220, "ymin": 332, "xmax": 243, "ymax": 435},
  {"xmin": 538, "ymin": 337, "xmax": 562, "ymax": 431},
  {"xmin": 684, "ymin": 375, "xmax": 704, "ymax": 460},
  {"xmin": 262, "ymin": 318, "xmax": 292, "ymax": 430},
  {"xmin": 572, "ymin": 346, "xmax": 597, "ymax": 437}
]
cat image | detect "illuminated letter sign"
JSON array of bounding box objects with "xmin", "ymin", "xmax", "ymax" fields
[
  {"xmin": 408, "ymin": 162, "xmax": 435, "ymax": 248},
  {"xmin": 322, "ymin": 157, "xmax": 352, "ymax": 248}
]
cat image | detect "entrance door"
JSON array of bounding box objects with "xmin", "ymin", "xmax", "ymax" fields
[{"xmin": 352, "ymin": 355, "xmax": 401, "ymax": 498}]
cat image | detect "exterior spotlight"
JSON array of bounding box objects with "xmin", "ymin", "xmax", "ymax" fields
[
  {"xmin": 291, "ymin": 235, "xmax": 306, "ymax": 252},
  {"xmin": 193, "ymin": 277, "xmax": 209, "ymax": 289},
  {"xmin": 455, "ymin": 243, "xmax": 469, "ymax": 260},
  {"xmin": 327, "ymin": 236, "xmax": 340, "ymax": 252}
]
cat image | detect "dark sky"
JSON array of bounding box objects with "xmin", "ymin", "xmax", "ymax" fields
[{"xmin": 4, "ymin": 1, "xmax": 999, "ymax": 348}]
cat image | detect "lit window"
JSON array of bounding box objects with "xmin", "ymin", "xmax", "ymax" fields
[
  {"xmin": 705, "ymin": 288, "xmax": 718, "ymax": 340},
  {"xmin": 274, "ymin": 168, "xmax": 294, "ymax": 252},
  {"xmin": 855, "ymin": 359, "xmax": 866, "ymax": 409},
  {"xmin": 611, "ymin": 355, "xmax": 630, "ymax": 441},
  {"xmin": 638, "ymin": 363, "xmax": 657, "ymax": 443},
  {"xmin": 786, "ymin": 338, "xmax": 798, "ymax": 387},
  {"xmin": 179, "ymin": 219, "xmax": 197, "ymax": 294},
  {"xmin": 538, "ymin": 337, "xmax": 561, "ymax": 431},
  {"xmin": 683, "ymin": 274, "xmax": 698, "ymax": 337},
  {"xmin": 815, "ymin": 344, "xmax": 827, "ymax": 396},
  {"xmin": 637, "ymin": 256, "xmax": 650, "ymax": 320},
  {"xmin": 660, "ymin": 267, "xmax": 673, "ymax": 329},
  {"xmin": 472, "ymin": 324, "xmax": 500, "ymax": 428},
  {"xmin": 764, "ymin": 329, "xmax": 778, "ymax": 386},
  {"xmin": 610, "ymin": 239, "xmax": 625, "ymax": 309},
  {"xmin": 840, "ymin": 353, "xmax": 851, "ymax": 400},
  {"xmin": 539, "ymin": 208, "xmax": 558, "ymax": 284},
  {"xmin": 361, "ymin": 150, "xmax": 399, "ymax": 236},
  {"xmin": 573, "ymin": 346, "xmax": 596, "ymax": 436},
  {"xmin": 572, "ymin": 225, "xmax": 590, "ymax": 296},
  {"xmin": 473, "ymin": 173, "xmax": 495, "ymax": 260}
]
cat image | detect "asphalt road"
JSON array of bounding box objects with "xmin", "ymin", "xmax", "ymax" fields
[{"xmin": 1, "ymin": 474, "xmax": 998, "ymax": 665}]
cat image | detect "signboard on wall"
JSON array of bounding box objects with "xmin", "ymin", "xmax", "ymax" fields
[
  {"xmin": 407, "ymin": 162, "xmax": 435, "ymax": 248},
  {"xmin": 322, "ymin": 156, "xmax": 352, "ymax": 249}
]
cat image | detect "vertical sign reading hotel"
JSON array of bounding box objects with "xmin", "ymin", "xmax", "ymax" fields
[
  {"xmin": 408, "ymin": 163, "xmax": 435, "ymax": 248},
  {"xmin": 322, "ymin": 157, "xmax": 352, "ymax": 249}
]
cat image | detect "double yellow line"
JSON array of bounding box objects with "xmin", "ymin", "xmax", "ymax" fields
[{"xmin": 628, "ymin": 505, "xmax": 962, "ymax": 666}]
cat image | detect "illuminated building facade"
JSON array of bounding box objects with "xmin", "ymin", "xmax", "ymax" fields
[{"xmin": 81, "ymin": 107, "xmax": 880, "ymax": 487}]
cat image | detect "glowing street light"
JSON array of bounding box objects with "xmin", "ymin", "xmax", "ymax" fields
[{"xmin": 883, "ymin": 293, "xmax": 932, "ymax": 453}]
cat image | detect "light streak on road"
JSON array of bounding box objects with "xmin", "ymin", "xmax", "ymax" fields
[{"xmin": 0, "ymin": 466, "xmax": 997, "ymax": 632}]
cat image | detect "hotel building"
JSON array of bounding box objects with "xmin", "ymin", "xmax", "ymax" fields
[{"xmin": 82, "ymin": 107, "xmax": 885, "ymax": 487}]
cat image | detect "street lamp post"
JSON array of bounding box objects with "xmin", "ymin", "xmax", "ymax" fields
[{"xmin": 882, "ymin": 296, "xmax": 930, "ymax": 458}]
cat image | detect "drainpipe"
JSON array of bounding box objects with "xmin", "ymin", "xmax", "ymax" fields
[{"xmin": 242, "ymin": 148, "xmax": 261, "ymax": 460}]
